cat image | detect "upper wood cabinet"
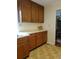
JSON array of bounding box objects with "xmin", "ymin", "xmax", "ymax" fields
[
  {"xmin": 38, "ymin": 5, "xmax": 44, "ymax": 23},
  {"xmin": 31, "ymin": 2, "xmax": 39, "ymax": 22},
  {"xmin": 17, "ymin": 0, "xmax": 44, "ymax": 23},
  {"xmin": 31, "ymin": 2, "xmax": 44, "ymax": 23},
  {"xmin": 21, "ymin": 0, "xmax": 32, "ymax": 22}
]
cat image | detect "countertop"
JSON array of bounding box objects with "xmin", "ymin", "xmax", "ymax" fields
[
  {"xmin": 17, "ymin": 32, "xmax": 30, "ymax": 38},
  {"xmin": 17, "ymin": 30, "xmax": 47, "ymax": 38}
]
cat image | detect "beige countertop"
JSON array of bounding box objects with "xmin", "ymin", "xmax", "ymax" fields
[
  {"xmin": 24, "ymin": 30, "xmax": 47, "ymax": 34},
  {"xmin": 17, "ymin": 30, "xmax": 47, "ymax": 38},
  {"xmin": 17, "ymin": 32, "xmax": 30, "ymax": 38}
]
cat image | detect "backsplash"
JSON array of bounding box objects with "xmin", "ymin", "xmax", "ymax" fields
[
  {"xmin": 18, "ymin": 23, "xmax": 44, "ymax": 32},
  {"xmin": 37, "ymin": 26, "xmax": 43, "ymax": 30}
]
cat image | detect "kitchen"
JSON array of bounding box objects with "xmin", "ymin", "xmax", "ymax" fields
[{"xmin": 17, "ymin": 0, "xmax": 61, "ymax": 59}]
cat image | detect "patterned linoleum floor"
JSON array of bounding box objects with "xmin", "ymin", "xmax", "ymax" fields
[{"xmin": 27, "ymin": 44, "xmax": 61, "ymax": 59}]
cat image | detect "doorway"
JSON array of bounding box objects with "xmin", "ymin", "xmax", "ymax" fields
[{"xmin": 55, "ymin": 9, "xmax": 61, "ymax": 47}]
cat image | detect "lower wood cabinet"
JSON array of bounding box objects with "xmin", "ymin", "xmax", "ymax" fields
[
  {"xmin": 17, "ymin": 45, "xmax": 24, "ymax": 59},
  {"xmin": 17, "ymin": 36, "xmax": 30, "ymax": 59},
  {"xmin": 42, "ymin": 31, "xmax": 47, "ymax": 43},
  {"xmin": 29, "ymin": 31, "xmax": 47, "ymax": 50},
  {"xmin": 36, "ymin": 32, "xmax": 43, "ymax": 47},
  {"xmin": 29, "ymin": 33, "xmax": 37, "ymax": 50},
  {"xmin": 17, "ymin": 31, "xmax": 47, "ymax": 59}
]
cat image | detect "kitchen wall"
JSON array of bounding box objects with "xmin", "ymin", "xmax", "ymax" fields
[
  {"xmin": 43, "ymin": 0, "xmax": 61, "ymax": 45},
  {"xmin": 18, "ymin": 23, "xmax": 43, "ymax": 32}
]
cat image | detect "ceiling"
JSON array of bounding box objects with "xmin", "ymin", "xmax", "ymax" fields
[{"xmin": 31, "ymin": 0, "xmax": 55, "ymax": 6}]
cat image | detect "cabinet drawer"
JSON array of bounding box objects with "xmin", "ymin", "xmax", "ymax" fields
[{"xmin": 17, "ymin": 36, "xmax": 29, "ymax": 45}]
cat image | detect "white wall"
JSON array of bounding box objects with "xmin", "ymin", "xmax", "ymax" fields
[
  {"xmin": 43, "ymin": 0, "xmax": 61, "ymax": 45},
  {"xmin": 18, "ymin": 23, "xmax": 43, "ymax": 32}
]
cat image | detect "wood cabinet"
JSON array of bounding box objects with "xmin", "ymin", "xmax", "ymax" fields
[
  {"xmin": 17, "ymin": 31, "xmax": 47, "ymax": 59},
  {"xmin": 29, "ymin": 33, "xmax": 36, "ymax": 50},
  {"xmin": 31, "ymin": 2, "xmax": 39, "ymax": 22},
  {"xmin": 21, "ymin": 0, "xmax": 32, "ymax": 22},
  {"xmin": 17, "ymin": 45, "xmax": 24, "ymax": 59},
  {"xmin": 36, "ymin": 32, "xmax": 43, "ymax": 47},
  {"xmin": 29, "ymin": 31, "xmax": 47, "ymax": 50},
  {"xmin": 31, "ymin": 2, "xmax": 44, "ymax": 23},
  {"xmin": 38, "ymin": 5, "xmax": 44, "ymax": 23},
  {"xmin": 36, "ymin": 31, "xmax": 47, "ymax": 46},
  {"xmin": 17, "ymin": 36, "xmax": 30, "ymax": 59},
  {"xmin": 17, "ymin": 0, "xmax": 44, "ymax": 23},
  {"xmin": 42, "ymin": 31, "xmax": 47, "ymax": 43}
]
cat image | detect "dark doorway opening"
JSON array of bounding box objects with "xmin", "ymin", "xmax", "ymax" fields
[{"xmin": 55, "ymin": 9, "xmax": 61, "ymax": 47}]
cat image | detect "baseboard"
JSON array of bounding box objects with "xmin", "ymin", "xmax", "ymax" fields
[{"xmin": 47, "ymin": 42, "xmax": 55, "ymax": 45}]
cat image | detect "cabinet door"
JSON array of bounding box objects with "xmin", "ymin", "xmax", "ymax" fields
[
  {"xmin": 36, "ymin": 31, "xmax": 47, "ymax": 47},
  {"xmin": 23, "ymin": 44, "xmax": 29, "ymax": 57},
  {"xmin": 21, "ymin": 0, "xmax": 31, "ymax": 22},
  {"xmin": 22, "ymin": 37, "xmax": 30, "ymax": 57},
  {"xmin": 38, "ymin": 5, "xmax": 44, "ymax": 23},
  {"xmin": 17, "ymin": 45, "xmax": 24, "ymax": 59},
  {"xmin": 36, "ymin": 32, "xmax": 43, "ymax": 47},
  {"xmin": 32, "ymin": 2, "xmax": 39, "ymax": 22},
  {"xmin": 42, "ymin": 31, "xmax": 47, "ymax": 43},
  {"xmin": 29, "ymin": 34, "xmax": 36, "ymax": 50},
  {"xmin": 17, "ymin": 36, "xmax": 30, "ymax": 59}
]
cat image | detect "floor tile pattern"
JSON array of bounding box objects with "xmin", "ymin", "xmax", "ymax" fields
[{"xmin": 27, "ymin": 44, "xmax": 61, "ymax": 59}]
